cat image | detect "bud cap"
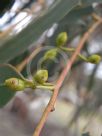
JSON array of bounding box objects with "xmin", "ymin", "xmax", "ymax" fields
[
  {"xmin": 44, "ymin": 49, "xmax": 57, "ymax": 60},
  {"xmin": 88, "ymin": 54, "xmax": 101, "ymax": 64},
  {"xmin": 5, "ymin": 78, "xmax": 25, "ymax": 91},
  {"xmin": 34, "ymin": 70, "xmax": 48, "ymax": 84},
  {"xmin": 56, "ymin": 32, "xmax": 68, "ymax": 47}
]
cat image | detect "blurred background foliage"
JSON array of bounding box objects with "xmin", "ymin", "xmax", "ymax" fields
[{"xmin": 0, "ymin": 0, "xmax": 102, "ymax": 136}]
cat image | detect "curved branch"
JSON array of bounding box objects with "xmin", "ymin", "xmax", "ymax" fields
[
  {"xmin": 33, "ymin": 20, "xmax": 101, "ymax": 136},
  {"xmin": 16, "ymin": 46, "xmax": 43, "ymax": 72}
]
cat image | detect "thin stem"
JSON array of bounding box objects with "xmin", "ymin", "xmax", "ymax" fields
[
  {"xmin": 60, "ymin": 47, "xmax": 88, "ymax": 62},
  {"xmin": 60, "ymin": 47, "xmax": 75, "ymax": 52},
  {"xmin": 33, "ymin": 21, "xmax": 101, "ymax": 136},
  {"xmin": 36, "ymin": 85, "xmax": 54, "ymax": 90},
  {"xmin": 42, "ymin": 82, "xmax": 54, "ymax": 86},
  {"xmin": 24, "ymin": 79, "xmax": 36, "ymax": 89},
  {"xmin": 78, "ymin": 54, "xmax": 88, "ymax": 62}
]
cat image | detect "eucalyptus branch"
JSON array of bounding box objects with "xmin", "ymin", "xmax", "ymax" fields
[
  {"xmin": 2, "ymin": 69, "xmax": 54, "ymax": 92},
  {"xmin": 1, "ymin": 77, "xmax": 54, "ymax": 92},
  {"xmin": 33, "ymin": 20, "xmax": 101, "ymax": 136}
]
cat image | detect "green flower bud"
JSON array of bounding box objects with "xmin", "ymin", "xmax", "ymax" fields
[
  {"xmin": 87, "ymin": 54, "xmax": 101, "ymax": 64},
  {"xmin": 56, "ymin": 32, "xmax": 68, "ymax": 47},
  {"xmin": 34, "ymin": 69, "xmax": 48, "ymax": 84},
  {"xmin": 43, "ymin": 49, "xmax": 57, "ymax": 61},
  {"xmin": 5, "ymin": 78, "xmax": 25, "ymax": 91}
]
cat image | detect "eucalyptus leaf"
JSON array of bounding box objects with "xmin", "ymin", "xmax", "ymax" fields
[
  {"xmin": 81, "ymin": 0, "xmax": 102, "ymax": 5},
  {"xmin": 60, "ymin": 6, "xmax": 93, "ymax": 25},
  {"xmin": 0, "ymin": 0, "xmax": 79, "ymax": 63},
  {"xmin": 0, "ymin": 64, "xmax": 24, "ymax": 108}
]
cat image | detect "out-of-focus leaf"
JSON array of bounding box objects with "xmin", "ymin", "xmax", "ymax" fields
[
  {"xmin": 60, "ymin": 6, "xmax": 93, "ymax": 25},
  {"xmin": 0, "ymin": 64, "xmax": 24, "ymax": 108},
  {"xmin": 87, "ymin": 64, "xmax": 99, "ymax": 92},
  {"xmin": 49, "ymin": 6, "xmax": 93, "ymax": 46},
  {"xmin": 82, "ymin": 132, "xmax": 90, "ymax": 136},
  {"xmin": 0, "ymin": 0, "xmax": 79, "ymax": 63},
  {"xmin": 81, "ymin": 0, "xmax": 102, "ymax": 5},
  {"xmin": 10, "ymin": 50, "xmax": 29, "ymax": 66},
  {"xmin": 10, "ymin": 50, "xmax": 29, "ymax": 76}
]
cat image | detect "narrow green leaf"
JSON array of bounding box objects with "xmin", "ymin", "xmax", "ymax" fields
[
  {"xmin": 60, "ymin": 6, "xmax": 93, "ymax": 24},
  {"xmin": 0, "ymin": 0, "xmax": 78, "ymax": 63},
  {"xmin": 81, "ymin": 0, "xmax": 102, "ymax": 5}
]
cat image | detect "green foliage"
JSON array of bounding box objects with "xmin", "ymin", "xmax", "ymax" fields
[
  {"xmin": 81, "ymin": 0, "xmax": 102, "ymax": 5},
  {"xmin": 0, "ymin": 0, "xmax": 101, "ymax": 63},
  {"xmin": 82, "ymin": 132, "xmax": 90, "ymax": 136},
  {"xmin": 0, "ymin": 0, "xmax": 102, "ymax": 108}
]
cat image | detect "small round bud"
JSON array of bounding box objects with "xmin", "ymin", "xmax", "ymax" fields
[
  {"xmin": 87, "ymin": 54, "xmax": 101, "ymax": 64},
  {"xmin": 34, "ymin": 69, "xmax": 48, "ymax": 84},
  {"xmin": 56, "ymin": 32, "xmax": 68, "ymax": 47},
  {"xmin": 43, "ymin": 49, "xmax": 57, "ymax": 61},
  {"xmin": 5, "ymin": 78, "xmax": 25, "ymax": 91}
]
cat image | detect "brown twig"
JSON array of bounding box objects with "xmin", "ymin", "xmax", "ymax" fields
[
  {"xmin": 92, "ymin": 13, "xmax": 102, "ymax": 22},
  {"xmin": 16, "ymin": 46, "xmax": 43, "ymax": 72},
  {"xmin": 33, "ymin": 20, "xmax": 101, "ymax": 136}
]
